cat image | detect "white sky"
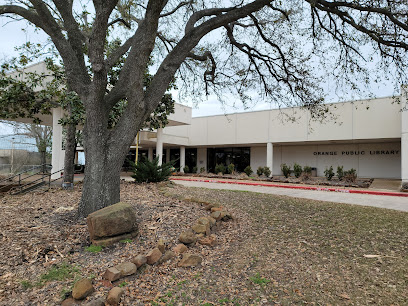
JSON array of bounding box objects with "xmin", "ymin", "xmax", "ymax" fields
[{"xmin": 0, "ymin": 6, "xmax": 401, "ymax": 129}]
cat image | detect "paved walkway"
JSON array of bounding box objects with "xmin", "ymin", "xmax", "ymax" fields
[{"xmin": 173, "ymin": 179, "xmax": 408, "ymax": 212}]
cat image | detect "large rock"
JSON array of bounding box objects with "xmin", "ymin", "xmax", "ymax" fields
[
  {"xmin": 106, "ymin": 287, "xmax": 124, "ymax": 305},
  {"xmin": 179, "ymin": 230, "xmax": 197, "ymax": 244},
  {"xmin": 191, "ymin": 223, "xmax": 209, "ymax": 235},
  {"xmin": 86, "ymin": 202, "xmax": 137, "ymax": 244},
  {"xmin": 72, "ymin": 278, "xmax": 94, "ymax": 300},
  {"xmin": 178, "ymin": 253, "xmax": 203, "ymax": 267},
  {"xmin": 115, "ymin": 262, "xmax": 137, "ymax": 276},
  {"xmin": 198, "ymin": 234, "xmax": 217, "ymax": 247},
  {"xmin": 103, "ymin": 267, "xmax": 122, "ymax": 282},
  {"xmin": 158, "ymin": 250, "xmax": 176, "ymax": 264},
  {"xmin": 173, "ymin": 244, "xmax": 188, "ymax": 254},
  {"xmin": 131, "ymin": 255, "xmax": 147, "ymax": 268},
  {"xmin": 146, "ymin": 248, "xmax": 162, "ymax": 265}
]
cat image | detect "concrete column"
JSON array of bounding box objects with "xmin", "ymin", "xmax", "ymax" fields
[
  {"xmin": 51, "ymin": 107, "xmax": 64, "ymax": 179},
  {"xmin": 401, "ymin": 85, "xmax": 408, "ymax": 183},
  {"xmin": 156, "ymin": 127, "xmax": 163, "ymax": 166},
  {"xmin": 266, "ymin": 142, "xmax": 273, "ymax": 177},
  {"xmin": 180, "ymin": 146, "xmax": 186, "ymax": 172},
  {"xmin": 197, "ymin": 147, "xmax": 207, "ymax": 172},
  {"xmin": 148, "ymin": 147, "xmax": 153, "ymax": 161},
  {"xmin": 166, "ymin": 148, "xmax": 171, "ymax": 163}
]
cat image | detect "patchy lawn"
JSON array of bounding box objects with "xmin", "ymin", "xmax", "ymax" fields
[{"xmin": 0, "ymin": 182, "xmax": 407, "ymax": 305}]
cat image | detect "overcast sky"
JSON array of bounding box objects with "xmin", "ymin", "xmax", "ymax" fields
[{"xmin": 0, "ymin": 7, "xmax": 401, "ymax": 129}]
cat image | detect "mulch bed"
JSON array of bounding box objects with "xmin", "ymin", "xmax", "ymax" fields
[{"xmin": 0, "ymin": 182, "xmax": 242, "ymax": 305}]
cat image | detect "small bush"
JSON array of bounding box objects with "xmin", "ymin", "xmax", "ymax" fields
[
  {"xmin": 344, "ymin": 168, "xmax": 357, "ymax": 182},
  {"xmin": 337, "ymin": 166, "xmax": 344, "ymax": 180},
  {"xmin": 244, "ymin": 165, "xmax": 253, "ymax": 176},
  {"xmin": 192, "ymin": 166, "xmax": 198, "ymax": 173},
  {"xmin": 324, "ymin": 166, "xmax": 335, "ymax": 181},
  {"xmin": 131, "ymin": 157, "xmax": 174, "ymax": 183},
  {"xmin": 293, "ymin": 163, "xmax": 302, "ymax": 178},
  {"xmin": 263, "ymin": 166, "xmax": 271, "ymax": 177},
  {"xmin": 281, "ymin": 164, "xmax": 291, "ymax": 178},
  {"xmin": 227, "ymin": 163, "xmax": 235, "ymax": 175},
  {"xmin": 303, "ymin": 166, "xmax": 312, "ymax": 174},
  {"xmin": 215, "ymin": 163, "xmax": 226, "ymax": 174},
  {"xmin": 200, "ymin": 167, "xmax": 206, "ymax": 173},
  {"xmin": 256, "ymin": 166, "xmax": 264, "ymax": 176},
  {"xmin": 301, "ymin": 166, "xmax": 312, "ymax": 181},
  {"xmin": 183, "ymin": 165, "xmax": 190, "ymax": 173}
]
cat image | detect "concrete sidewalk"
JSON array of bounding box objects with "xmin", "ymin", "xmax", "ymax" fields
[{"xmin": 173, "ymin": 179, "xmax": 408, "ymax": 212}]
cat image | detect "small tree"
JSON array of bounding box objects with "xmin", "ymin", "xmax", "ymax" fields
[
  {"xmin": 324, "ymin": 166, "xmax": 335, "ymax": 181},
  {"xmin": 244, "ymin": 166, "xmax": 253, "ymax": 177},
  {"xmin": 215, "ymin": 164, "xmax": 226, "ymax": 175},
  {"xmin": 256, "ymin": 166, "xmax": 264, "ymax": 176},
  {"xmin": 281, "ymin": 164, "xmax": 291, "ymax": 178},
  {"xmin": 337, "ymin": 166, "xmax": 344, "ymax": 181},
  {"xmin": 263, "ymin": 166, "xmax": 271, "ymax": 177},
  {"xmin": 227, "ymin": 163, "xmax": 235, "ymax": 175},
  {"xmin": 293, "ymin": 163, "xmax": 302, "ymax": 178}
]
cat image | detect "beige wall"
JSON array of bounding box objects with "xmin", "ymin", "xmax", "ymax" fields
[
  {"xmin": 166, "ymin": 97, "xmax": 401, "ymax": 146},
  {"xmin": 272, "ymin": 142, "xmax": 400, "ymax": 178}
]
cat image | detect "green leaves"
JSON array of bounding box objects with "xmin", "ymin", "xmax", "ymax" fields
[{"xmin": 130, "ymin": 156, "xmax": 174, "ymax": 183}]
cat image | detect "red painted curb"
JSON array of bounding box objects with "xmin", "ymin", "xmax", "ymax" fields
[{"xmin": 170, "ymin": 177, "xmax": 408, "ymax": 198}]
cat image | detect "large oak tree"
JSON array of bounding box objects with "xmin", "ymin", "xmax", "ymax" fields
[{"xmin": 0, "ymin": 1, "xmax": 407, "ymax": 217}]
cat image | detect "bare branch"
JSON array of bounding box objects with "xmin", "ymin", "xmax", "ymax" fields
[
  {"xmin": 160, "ymin": 1, "xmax": 191, "ymax": 18},
  {"xmin": 187, "ymin": 50, "xmax": 217, "ymax": 94},
  {"xmin": 108, "ymin": 18, "xmax": 131, "ymax": 28}
]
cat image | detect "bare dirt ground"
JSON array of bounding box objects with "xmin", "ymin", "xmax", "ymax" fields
[{"xmin": 0, "ymin": 181, "xmax": 407, "ymax": 305}]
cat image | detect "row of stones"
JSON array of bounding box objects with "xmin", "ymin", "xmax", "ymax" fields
[{"xmin": 65, "ymin": 202, "xmax": 232, "ymax": 305}]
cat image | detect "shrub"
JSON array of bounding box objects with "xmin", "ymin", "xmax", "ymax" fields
[
  {"xmin": 244, "ymin": 165, "xmax": 253, "ymax": 176},
  {"xmin": 344, "ymin": 168, "xmax": 357, "ymax": 182},
  {"xmin": 302, "ymin": 165, "xmax": 312, "ymax": 181},
  {"xmin": 293, "ymin": 163, "xmax": 302, "ymax": 178},
  {"xmin": 263, "ymin": 166, "xmax": 271, "ymax": 177},
  {"xmin": 215, "ymin": 163, "xmax": 226, "ymax": 174},
  {"xmin": 227, "ymin": 163, "xmax": 235, "ymax": 175},
  {"xmin": 337, "ymin": 166, "xmax": 344, "ymax": 180},
  {"xmin": 130, "ymin": 157, "xmax": 174, "ymax": 183},
  {"xmin": 183, "ymin": 165, "xmax": 190, "ymax": 173},
  {"xmin": 256, "ymin": 166, "xmax": 264, "ymax": 176},
  {"xmin": 281, "ymin": 164, "xmax": 291, "ymax": 178},
  {"xmin": 324, "ymin": 166, "xmax": 335, "ymax": 181},
  {"xmin": 200, "ymin": 167, "xmax": 206, "ymax": 173},
  {"xmin": 303, "ymin": 166, "xmax": 312, "ymax": 174},
  {"xmin": 192, "ymin": 166, "xmax": 198, "ymax": 173}
]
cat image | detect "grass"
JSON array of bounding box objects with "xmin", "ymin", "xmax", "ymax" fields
[
  {"xmin": 164, "ymin": 186, "xmax": 408, "ymax": 305},
  {"xmin": 40, "ymin": 262, "xmax": 79, "ymax": 282},
  {"xmin": 249, "ymin": 273, "xmax": 270, "ymax": 287},
  {"xmin": 84, "ymin": 245, "xmax": 103, "ymax": 253},
  {"xmin": 119, "ymin": 238, "xmax": 133, "ymax": 243}
]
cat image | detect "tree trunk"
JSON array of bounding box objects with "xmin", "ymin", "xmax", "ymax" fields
[
  {"xmin": 78, "ymin": 136, "xmax": 125, "ymax": 218},
  {"xmin": 63, "ymin": 122, "xmax": 76, "ymax": 189}
]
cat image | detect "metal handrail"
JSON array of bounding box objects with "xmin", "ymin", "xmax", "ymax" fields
[
  {"xmin": 0, "ymin": 164, "xmax": 52, "ymax": 194},
  {"xmin": 8, "ymin": 168, "xmax": 65, "ymax": 195},
  {"xmin": 0, "ymin": 164, "xmax": 52, "ymax": 184}
]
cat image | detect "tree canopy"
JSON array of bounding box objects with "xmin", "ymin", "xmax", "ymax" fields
[{"xmin": 0, "ymin": 0, "xmax": 407, "ymax": 217}]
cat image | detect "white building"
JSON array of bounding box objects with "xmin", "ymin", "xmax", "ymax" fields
[{"xmin": 4, "ymin": 63, "xmax": 408, "ymax": 183}]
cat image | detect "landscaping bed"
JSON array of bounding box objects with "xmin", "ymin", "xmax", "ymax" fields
[
  {"xmin": 1, "ymin": 181, "xmax": 406, "ymax": 305},
  {"xmin": 172, "ymin": 172, "xmax": 374, "ymax": 188}
]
